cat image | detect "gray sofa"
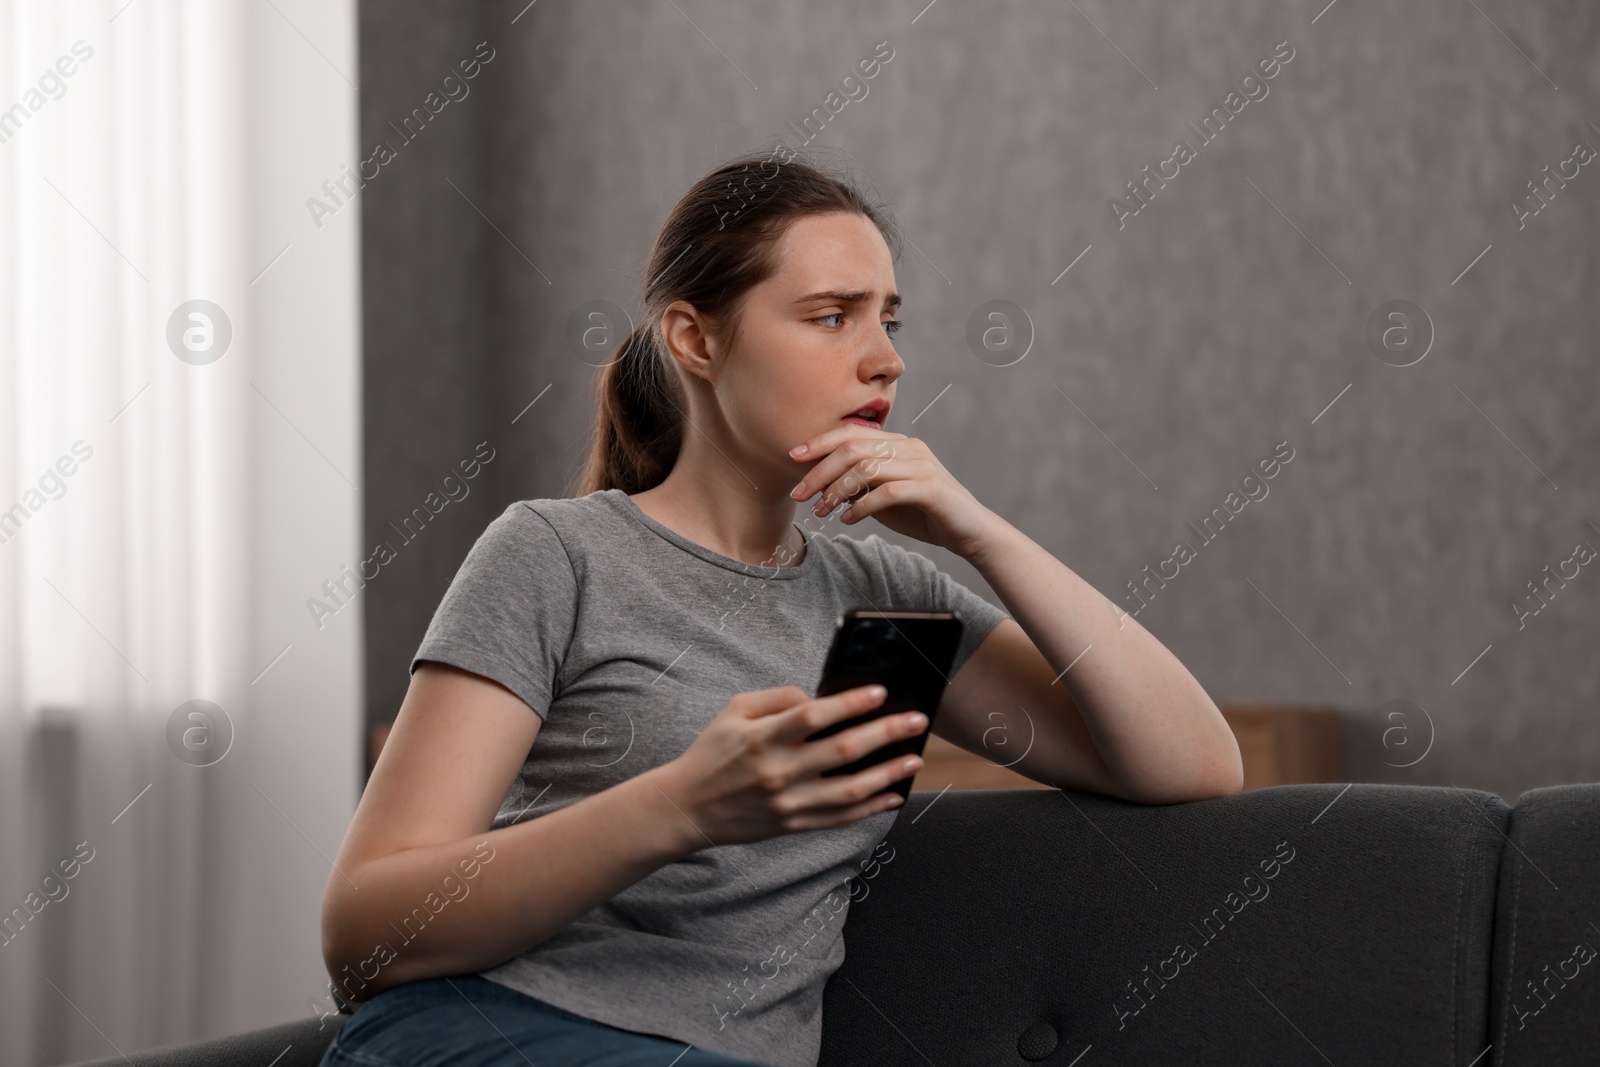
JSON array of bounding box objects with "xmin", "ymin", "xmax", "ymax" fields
[{"xmin": 65, "ymin": 783, "xmax": 1600, "ymax": 1066}]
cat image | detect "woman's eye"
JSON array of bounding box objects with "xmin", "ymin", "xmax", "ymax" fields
[{"xmin": 814, "ymin": 313, "xmax": 902, "ymax": 336}]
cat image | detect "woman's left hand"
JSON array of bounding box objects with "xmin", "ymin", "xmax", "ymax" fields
[{"xmin": 787, "ymin": 427, "xmax": 998, "ymax": 559}]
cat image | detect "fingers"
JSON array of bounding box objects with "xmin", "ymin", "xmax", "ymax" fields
[
  {"xmin": 760, "ymin": 683, "xmax": 888, "ymax": 745},
  {"xmin": 781, "ymin": 790, "xmax": 906, "ymax": 832},
  {"xmin": 773, "ymin": 756, "xmax": 921, "ymax": 829},
  {"xmin": 790, "ymin": 708, "xmax": 928, "ymax": 781},
  {"xmin": 813, "ymin": 465, "xmax": 879, "ymax": 517},
  {"xmin": 815, "ymin": 447, "xmax": 910, "ymax": 517},
  {"xmin": 729, "ymin": 685, "xmax": 812, "ymax": 721},
  {"xmin": 790, "ymin": 438, "xmax": 901, "ymax": 509},
  {"xmin": 836, "ymin": 480, "xmax": 900, "ymax": 524},
  {"xmin": 791, "ymin": 425, "xmax": 908, "ymax": 464}
]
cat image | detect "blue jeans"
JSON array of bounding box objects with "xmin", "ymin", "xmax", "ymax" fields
[{"xmin": 318, "ymin": 975, "xmax": 778, "ymax": 1067}]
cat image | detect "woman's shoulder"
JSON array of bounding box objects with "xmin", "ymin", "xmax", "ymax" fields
[
  {"xmin": 469, "ymin": 491, "xmax": 638, "ymax": 577},
  {"xmin": 488, "ymin": 490, "xmax": 625, "ymax": 531},
  {"xmin": 812, "ymin": 527, "xmax": 922, "ymax": 559},
  {"xmin": 809, "ymin": 528, "xmax": 937, "ymax": 586}
]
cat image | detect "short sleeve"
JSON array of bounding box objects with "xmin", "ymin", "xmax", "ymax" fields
[
  {"xmin": 858, "ymin": 534, "xmax": 1011, "ymax": 678},
  {"xmin": 409, "ymin": 502, "xmax": 577, "ymax": 719}
]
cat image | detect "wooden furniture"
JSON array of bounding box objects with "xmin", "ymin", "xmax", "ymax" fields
[
  {"xmin": 906, "ymin": 704, "xmax": 1344, "ymax": 793},
  {"xmin": 1220, "ymin": 704, "xmax": 1344, "ymax": 790},
  {"xmin": 367, "ymin": 705, "xmax": 1345, "ymax": 792},
  {"xmin": 910, "ymin": 732, "xmax": 1055, "ymax": 793}
]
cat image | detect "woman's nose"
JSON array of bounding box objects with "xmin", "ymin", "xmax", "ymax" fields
[{"xmin": 863, "ymin": 335, "xmax": 904, "ymax": 383}]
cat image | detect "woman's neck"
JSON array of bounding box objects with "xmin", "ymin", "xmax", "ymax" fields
[{"xmin": 628, "ymin": 465, "xmax": 806, "ymax": 569}]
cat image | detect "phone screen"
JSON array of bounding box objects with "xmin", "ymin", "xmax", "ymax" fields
[{"xmin": 803, "ymin": 609, "xmax": 964, "ymax": 802}]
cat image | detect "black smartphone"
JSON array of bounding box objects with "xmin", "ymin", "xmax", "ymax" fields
[{"xmin": 803, "ymin": 608, "xmax": 965, "ymax": 803}]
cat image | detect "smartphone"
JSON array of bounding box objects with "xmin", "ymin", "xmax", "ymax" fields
[{"xmin": 803, "ymin": 608, "xmax": 965, "ymax": 803}]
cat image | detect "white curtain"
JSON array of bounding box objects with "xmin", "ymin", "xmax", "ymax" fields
[{"xmin": 0, "ymin": 2, "xmax": 362, "ymax": 1063}]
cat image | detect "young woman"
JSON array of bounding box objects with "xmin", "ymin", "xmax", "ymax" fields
[{"xmin": 318, "ymin": 151, "xmax": 1241, "ymax": 1067}]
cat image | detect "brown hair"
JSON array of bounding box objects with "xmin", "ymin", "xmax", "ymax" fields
[{"xmin": 567, "ymin": 147, "xmax": 902, "ymax": 497}]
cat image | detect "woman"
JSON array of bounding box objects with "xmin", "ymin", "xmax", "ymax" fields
[{"xmin": 318, "ymin": 150, "xmax": 1241, "ymax": 1067}]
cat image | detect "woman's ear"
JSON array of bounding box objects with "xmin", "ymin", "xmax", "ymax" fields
[{"xmin": 659, "ymin": 301, "xmax": 719, "ymax": 385}]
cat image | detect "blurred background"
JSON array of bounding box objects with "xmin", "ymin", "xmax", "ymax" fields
[{"xmin": 1, "ymin": 0, "xmax": 1596, "ymax": 1062}]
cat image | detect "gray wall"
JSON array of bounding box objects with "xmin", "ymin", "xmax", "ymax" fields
[
  {"xmin": 358, "ymin": 0, "xmax": 494, "ymax": 753},
  {"xmin": 360, "ymin": 0, "xmax": 1600, "ymax": 802}
]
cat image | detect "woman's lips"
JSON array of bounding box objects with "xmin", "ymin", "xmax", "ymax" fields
[{"xmin": 842, "ymin": 416, "xmax": 880, "ymax": 428}]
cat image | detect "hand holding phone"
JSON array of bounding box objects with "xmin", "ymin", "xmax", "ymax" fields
[
  {"xmin": 803, "ymin": 609, "xmax": 964, "ymax": 803},
  {"xmin": 654, "ymin": 682, "xmax": 930, "ymax": 845},
  {"xmin": 651, "ymin": 609, "xmax": 964, "ymax": 849}
]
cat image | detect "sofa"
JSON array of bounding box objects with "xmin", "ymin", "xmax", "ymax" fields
[{"xmin": 64, "ymin": 782, "xmax": 1600, "ymax": 1066}]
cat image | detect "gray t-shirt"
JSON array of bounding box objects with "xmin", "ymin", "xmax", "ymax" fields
[{"xmin": 409, "ymin": 488, "xmax": 1010, "ymax": 1067}]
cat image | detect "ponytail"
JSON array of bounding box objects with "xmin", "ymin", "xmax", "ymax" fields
[{"xmin": 569, "ymin": 322, "xmax": 683, "ymax": 496}]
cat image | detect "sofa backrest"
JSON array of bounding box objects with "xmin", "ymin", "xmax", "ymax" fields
[
  {"xmin": 821, "ymin": 783, "xmax": 1511, "ymax": 1066},
  {"xmin": 1488, "ymin": 782, "xmax": 1600, "ymax": 1066}
]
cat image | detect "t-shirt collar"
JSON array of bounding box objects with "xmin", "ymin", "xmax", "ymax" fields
[{"xmin": 602, "ymin": 489, "xmax": 819, "ymax": 579}]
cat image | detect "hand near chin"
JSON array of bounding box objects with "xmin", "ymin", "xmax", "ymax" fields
[{"xmin": 786, "ymin": 426, "xmax": 998, "ymax": 559}]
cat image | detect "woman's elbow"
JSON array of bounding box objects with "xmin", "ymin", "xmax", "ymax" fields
[
  {"xmin": 1194, "ymin": 760, "xmax": 1245, "ymax": 800},
  {"xmin": 320, "ymin": 896, "xmax": 363, "ymax": 1002},
  {"xmin": 321, "ymin": 926, "xmax": 407, "ymax": 1007},
  {"xmin": 1178, "ymin": 710, "xmax": 1246, "ymax": 800},
  {"xmin": 1185, "ymin": 739, "xmax": 1246, "ymax": 800},
  {"xmin": 1128, "ymin": 749, "xmax": 1245, "ymax": 804},
  {"xmin": 320, "ymin": 881, "xmax": 391, "ymax": 1005}
]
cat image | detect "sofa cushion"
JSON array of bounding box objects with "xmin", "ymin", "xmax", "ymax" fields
[
  {"xmin": 820, "ymin": 784, "xmax": 1510, "ymax": 1067},
  {"xmin": 63, "ymin": 1013, "xmax": 343, "ymax": 1067},
  {"xmin": 1488, "ymin": 783, "xmax": 1600, "ymax": 1065}
]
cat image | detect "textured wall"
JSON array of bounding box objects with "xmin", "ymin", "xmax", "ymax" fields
[
  {"xmin": 361, "ymin": 0, "xmax": 1599, "ymax": 802},
  {"xmin": 357, "ymin": 0, "xmax": 497, "ymax": 749}
]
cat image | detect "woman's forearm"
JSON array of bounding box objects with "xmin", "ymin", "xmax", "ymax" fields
[
  {"xmin": 322, "ymin": 764, "xmax": 696, "ymax": 1002},
  {"xmin": 966, "ymin": 514, "xmax": 1242, "ymax": 801}
]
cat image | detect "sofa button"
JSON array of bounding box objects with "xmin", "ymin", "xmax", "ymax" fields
[{"xmin": 1017, "ymin": 1020, "xmax": 1058, "ymax": 1060}]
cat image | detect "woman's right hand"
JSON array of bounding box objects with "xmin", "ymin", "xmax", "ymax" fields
[{"xmin": 652, "ymin": 684, "xmax": 928, "ymax": 847}]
